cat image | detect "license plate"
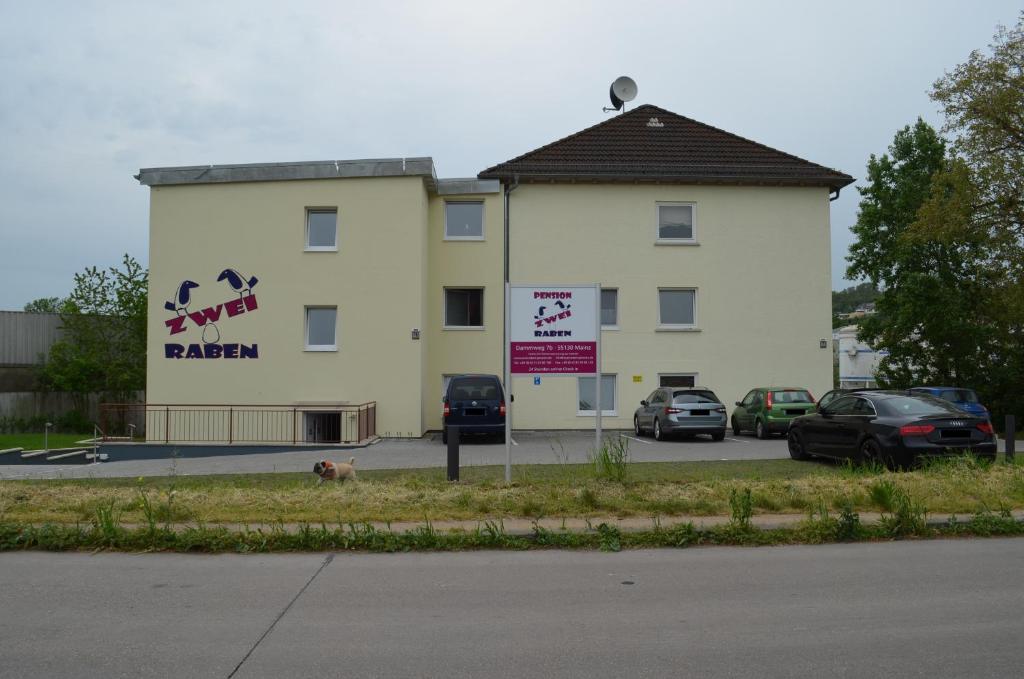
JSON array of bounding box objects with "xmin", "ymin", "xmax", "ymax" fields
[
  {"xmin": 785, "ymin": 409, "xmax": 805, "ymax": 416},
  {"xmin": 690, "ymin": 410, "xmax": 710, "ymax": 416}
]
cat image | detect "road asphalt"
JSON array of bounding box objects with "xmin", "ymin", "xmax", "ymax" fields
[
  {"xmin": 1, "ymin": 539, "xmax": 1023, "ymax": 678},
  {"xmin": 0, "ymin": 430, "xmax": 791, "ymax": 480}
]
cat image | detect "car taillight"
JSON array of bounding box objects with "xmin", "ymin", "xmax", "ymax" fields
[
  {"xmin": 665, "ymin": 407, "xmax": 682, "ymax": 414},
  {"xmin": 499, "ymin": 401, "xmax": 506, "ymax": 416},
  {"xmin": 976, "ymin": 422, "xmax": 994, "ymax": 434},
  {"xmin": 766, "ymin": 392, "xmax": 773, "ymax": 409},
  {"xmin": 900, "ymin": 424, "xmax": 935, "ymax": 436},
  {"xmin": 443, "ymin": 402, "xmax": 450, "ymax": 418}
]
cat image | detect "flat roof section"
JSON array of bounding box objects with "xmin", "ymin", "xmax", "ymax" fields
[{"xmin": 135, "ymin": 158, "xmax": 437, "ymax": 187}]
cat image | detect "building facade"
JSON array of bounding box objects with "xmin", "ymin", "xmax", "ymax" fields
[{"xmin": 138, "ymin": 105, "xmax": 853, "ymax": 441}]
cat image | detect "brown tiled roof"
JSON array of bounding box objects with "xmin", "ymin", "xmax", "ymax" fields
[{"xmin": 478, "ymin": 104, "xmax": 854, "ymax": 190}]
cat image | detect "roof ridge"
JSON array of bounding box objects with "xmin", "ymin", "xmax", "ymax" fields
[
  {"xmin": 478, "ymin": 104, "xmax": 853, "ymax": 189},
  {"xmin": 477, "ymin": 104, "xmax": 662, "ymax": 176}
]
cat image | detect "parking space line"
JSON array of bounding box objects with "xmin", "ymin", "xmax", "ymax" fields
[
  {"xmin": 725, "ymin": 437, "xmax": 749, "ymax": 444},
  {"xmin": 619, "ymin": 435, "xmax": 651, "ymax": 445}
]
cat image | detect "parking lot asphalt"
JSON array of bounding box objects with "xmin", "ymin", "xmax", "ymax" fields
[{"xmin": 0, "ymin": 430, "xmax": 790, "ymax": 480}]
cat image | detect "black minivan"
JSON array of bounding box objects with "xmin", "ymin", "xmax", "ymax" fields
[{"xmin": 442, "ymin": 374, "xmax": 506, "ymax": 444}]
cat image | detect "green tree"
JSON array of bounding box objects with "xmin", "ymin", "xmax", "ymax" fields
[
  {"xmin": 38, "ymin": 254, "xmax": 148, "ymax": 406},
  {"xmin": 915, "ymin": 13, "xmax": 1024, "ymax": 426},
  {"xmin": 23, "ymin": 297, "xmax": 63, "ymax": 313},
  {"xmin": 845, "ymin": 120, "xmax": 989, "ymax": 388}
]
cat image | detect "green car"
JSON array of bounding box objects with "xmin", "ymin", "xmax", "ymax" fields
[{"xmin": 731, "ymin": 387, "xmax": 816, "ymax": 439}]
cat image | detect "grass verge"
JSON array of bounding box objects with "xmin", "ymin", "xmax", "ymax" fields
[
  {"xmin": 0, "ymin": 433, "xmax": 95, "ymax": 451},
  {"xmin": 2, "ymin": 456, "xmax": 1024, "ymax": 526},
  {"xmin": 1, "ymin": 509, "xmax": 1021, "ymax": 553}
]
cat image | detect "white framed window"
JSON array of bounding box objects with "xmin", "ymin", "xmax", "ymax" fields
[
  {"xmin": 657, "ymin": 288, "xmax": 697, "ymax": 329},
  {"xmin": 444, "ymin": 202, "xmax": 484, "ymax": 240},
  {"xmin": 601, "ymin": 288, "xmax": 618, "ymax": 328},
  {"xmin": 659, "ymin": 373, "xmax": 698, "ymax": 388},
  {"xmin": 444, "ymin": 288, "xmax": 484, "ymax": 329},
  {"xmin": 656, "ymin": 202, "xmax": 697, "ymax": 244},
  {"xmin": 305, "ymin": 208, "xmax": 338, "ymax": 251},
  {"xmin": 305, "ymin": 306, "xmax": 338, "ymax": 351},
  {"xmin": 577, "ymin": 374, "xmax": 617, "ymax": 416}
]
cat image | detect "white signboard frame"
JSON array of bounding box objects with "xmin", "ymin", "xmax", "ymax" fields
[{"xmin": 504, "ymin": 283, "xmax": 602, "ymax": 482}]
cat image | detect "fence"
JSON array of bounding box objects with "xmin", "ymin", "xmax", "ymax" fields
[{"xmin": 98, "ymin": 402, "xmax": 377, "ymax": 444}]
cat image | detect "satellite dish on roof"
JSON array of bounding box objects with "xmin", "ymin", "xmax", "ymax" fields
[{"xmin": 605, "ymin": 76, "xmax": 638, "ymax": 112}]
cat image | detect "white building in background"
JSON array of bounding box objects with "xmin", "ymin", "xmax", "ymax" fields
[{"xmin": 834, "ymin": 325, "xmax": 886, "ymax": 388}]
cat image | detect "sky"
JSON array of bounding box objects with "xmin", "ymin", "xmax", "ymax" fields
[{"xmin": 0, "ymin": 0, "xmax": 1019, "ymax": 310}]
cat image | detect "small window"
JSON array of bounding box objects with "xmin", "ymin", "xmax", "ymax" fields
[
  {"xmin": 659, "ymin": 374, "xmax": 697, "ymax": 388},
  {"xmin": 658, "ymin": 289, "xmax": 697, "ymax": 328},
  {"xmin": 601, "ymin": 288, "xmax": 618, "ymax": 327},
  {"xmin": 578, "ymin": 374, "xmax": 616, "ymax": 415},
  {"xmin": 445, "ymin": 202, "xmax": 484, "ymax": 240},
  {"xmin": 444, "ymin": 288, "xmax": 483, "ymax": 328},
  {"xmin": 657, "ymin": 203, "xmax": 695, "ymax": 242},
  {"xmin": 305, "ymin": 306, "xmax": 337, "ymax": 350},
  {"xmin": 306, "ymin": 209, "xmax": 337, "ymax": 250},
  {"xmin": 304, "ymin": 412, "xmax": 340, "ymax": 443}
]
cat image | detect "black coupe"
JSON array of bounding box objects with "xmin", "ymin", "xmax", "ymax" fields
[{"xmin": 787, "ymin": 391, "xmax": 996, "ymax": 467}]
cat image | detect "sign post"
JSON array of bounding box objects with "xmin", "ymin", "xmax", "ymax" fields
[{"xmin": 506, "ymin": 284, "xmax": 601, "ymax": 483}]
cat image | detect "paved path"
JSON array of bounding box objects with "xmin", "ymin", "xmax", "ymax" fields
[
  {"xmin": 0, "ymin": 430, "xmax": 790, "ymax": 480},
  {"xmin": 2, "ymin": 539, "xmax": 1023, "ymax": 678}
]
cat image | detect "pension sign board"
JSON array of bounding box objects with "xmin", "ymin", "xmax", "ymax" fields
[{"xmin": 509, "ymin": 285, "xmax": 598, "ymax": 375}]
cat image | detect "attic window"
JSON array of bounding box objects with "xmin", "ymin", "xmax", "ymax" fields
[{"xmin": 647, "ymin": 117, "xmax": 664, "ymax": 128}]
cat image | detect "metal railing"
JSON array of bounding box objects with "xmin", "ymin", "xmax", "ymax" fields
[{"xmin": 98, "ymin": 402, "xmax": 377, "ymax": 444}]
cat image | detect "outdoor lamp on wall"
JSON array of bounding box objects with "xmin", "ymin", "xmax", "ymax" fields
[
  {"xmin": 411, "ymin": 328, "xmax": 421, "ymax": 340},
  {"xmin": 819, "ymin": 339, "xmax": 828, "ymax": 349}
]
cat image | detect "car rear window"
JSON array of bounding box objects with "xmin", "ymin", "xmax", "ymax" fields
[
  {"xmin": 939, "ymin": 389, "xmax": 979, "ymax": 403},
  {"xmin": 770, "ymin": 390, "xmax": 812, "ymax": 403},
  {"xmin": 672, "ymin": 390, "xmax": 720, "ymax": 404},
  {"xmin": 880, "ymin": 395, "xmax": 964, "ymax": 417},
  {"xmin": 448, "ymin": 378, "xmax": 501, "ymax": 401}
]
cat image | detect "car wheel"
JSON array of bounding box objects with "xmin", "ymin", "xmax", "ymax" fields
[
  {"xmin": 441, "ymin": 427, "xmax": 448, "ymax": 445},
  {"xmin": 859, "ymin": 438, "xmax": 891, "ymax": 469},
  {"xmin": 788, "ymin": 430, "xmax": 809, "ymax": 460},
  {"xmin": 653, "ymin": 418, "xmax": 664, "ymax": 441},
  {"xmin": 634, "ymin": 416, "xmax": 643, "ymax": 437},
  {"xmin": 731, "ymin": 417, "xmax": 742, "ymax": 436},
  {"xmin": 712, "ymin": 431, "xmax": 726, "ymax": 442},
  {"xmin": 755, "ymin": 419, "xmax": 768, "ymax": 440}
]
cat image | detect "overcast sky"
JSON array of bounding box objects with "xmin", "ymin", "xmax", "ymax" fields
[{"xmin": 1, "ymin": 0, "xmax": 1019, "ymax": 310}]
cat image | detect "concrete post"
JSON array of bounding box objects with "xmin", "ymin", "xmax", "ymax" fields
[{"xmin": 447, "ymin": 426, "xmax": 460, "ymax": 482}]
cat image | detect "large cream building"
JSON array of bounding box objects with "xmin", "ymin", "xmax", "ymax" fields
[{"xmin": 138, "ymin": 105, "xmax": 852, "ymax": 442}]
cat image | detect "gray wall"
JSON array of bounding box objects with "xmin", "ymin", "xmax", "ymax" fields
[{"xmin": 0, "ymin": 311, "xmax": 64, "ymax": 367}]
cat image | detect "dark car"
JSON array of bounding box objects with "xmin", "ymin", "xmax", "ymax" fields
[
  {"xmin": 908, "ymin": 386, "xmax": 990, "ymax": 421},
  {"xmin": 816, "ymin": 387, "xmax": 881, "ymax": 411},
  {"xmin": 787, "ymin": 391, "xmax": 996, "ymax": 468},
  {"xmin": 634, "ymin": 387, "xmax": 727, "ymax": 441},
  {"xmin": 731, "ymin": 387, "xmax": 816, "ymax": 439},
  {"xmin": 442, "ymin": 374, "xmax": 506, "ymax": 444}
]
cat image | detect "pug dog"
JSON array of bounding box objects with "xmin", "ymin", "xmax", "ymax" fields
[{"xmin": 314, "ymin": 457, "xmax": 357, "ymax": 484}]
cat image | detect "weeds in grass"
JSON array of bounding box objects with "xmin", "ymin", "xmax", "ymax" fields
[
  {"xmin": 729, "ymin": 487, "xmax": 753, "ymax": 528},
  {"xmin": 868, "ymin": 478, "xmax": 899, "ymax": 512},
  {"xmin": 877, "ymin": 486, "xmax": 928, "ymax": 538},
  {"xmin": 590, "ymin": 437, "xmax": 630, "ymax": 483},
  {"xmin": 596, "ymin": 523, "xmax": 622, "ymax": 552}
]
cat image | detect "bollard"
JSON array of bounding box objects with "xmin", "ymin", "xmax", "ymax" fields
[
  {"xmin": 447, "ymin": 425, "xmax": 460, "ymax": 482},
  {"xmin": 1006, "ymin": 415, "xmax": 1016, "ymax": 462}
]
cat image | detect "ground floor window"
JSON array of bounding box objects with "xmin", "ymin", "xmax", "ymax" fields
[
  {"xmin": 444, "ymin": 288, "xmax": 483, "ymax": 328},
  {"xmin": 659, "ymin": 373, "xmax": 697, "ymax": 388},
  {"xmin": 578, "ymin": 374, "xmax": 616, "ymax": 416},
  {"xmin": 304, "ymin": 412, "xmax": 340, "ymax": 443}
]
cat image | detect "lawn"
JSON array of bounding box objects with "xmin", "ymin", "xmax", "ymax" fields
[
  {"xmin": 0, "ymin": 433, "xmax": 96, "ymax": 452},
  {"xmin": 1, "ymin": 457, "xmax": 1023, "ymax": 525}
]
